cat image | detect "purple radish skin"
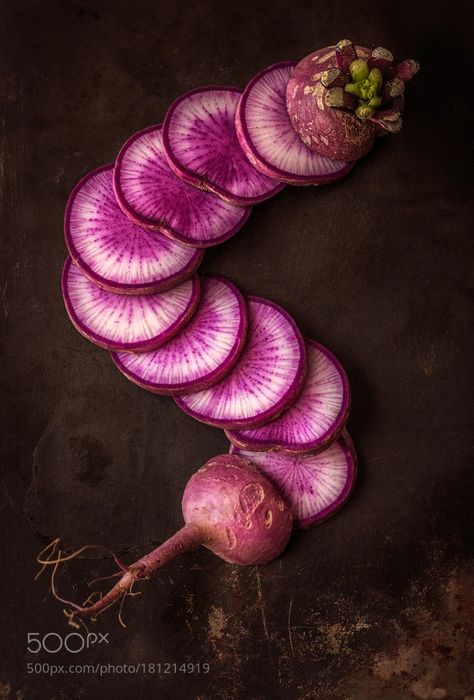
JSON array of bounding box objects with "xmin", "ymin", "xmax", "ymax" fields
[
  {"xmin": 64, "ymin": 165, "xmax": 203, "ymax": 295},
  {"xmin": 230, "ymin": 430, "xmax": 356, "ymax": 529},
  {"xmin": 236, "ymin": 61, "xmax": 352, "ymax": 185},
  {"xmin": 62, "ymin": 257, "xmax": 200, "ymax": 353},
  {"xmin": 114, "ymin": 124, "xmax": 251, "ymax": 248},
  {"xmin": 175, "ymin": 296, "xmax": 306, "ymax": 430},
  {"xmin": 226, "ymin": 339, "xmax": 350, "ymax": 454},
  {"xmin": 163, "ymin": 86, "xmax": 284, "ymax": 205},
  {"xmin": 368, "ymin": 47, "xmax": 394, "ymax": 74},
  {"xmin": 59, "ymin": 455, "xmax": 292, "ymax": 623},
  {"xmin": 111, "ymin": 274, "xmax": 248, "ymax": 395},
  {"xmin": 335, "ymin": 39, "xmax": 358, "ymax": 73},
  {"xmin": 391, "ymin": 59, "xmax": 420, "ymax": 82}
]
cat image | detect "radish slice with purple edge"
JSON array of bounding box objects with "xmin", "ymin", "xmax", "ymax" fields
[
  {"xmin": 111, "ymin": 274, "xmax": 248, "ymax": 395},
  {"xmin": 114, "ymin": 125, "xmax": 250, "ymax": 248},
  {"xmin": 226, "ymin": 339, "xmax": 350, "ymax": 453},
  {"xmin": 235, "ymin": 62, "xmax": 353, "ymax": 185},
  {"xmin": 162, "ymin": 87, "xmax": 284, "ymax": 205},
  {"xmin": 62, "ymin": 257, "xmax": 200, "ymax": 352},
  {"xmin": 230, "ymin": 430, "xmax": 356, "ymax": 528},
  {"xmin": 65, "ymin": 165, "xmax": 203, "ymax": 294},
  {"xmin": 175, "ymin": 296, "xmax": 306, "ymax": 429}
]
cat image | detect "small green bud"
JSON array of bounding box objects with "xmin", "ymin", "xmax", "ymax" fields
[
  {"xmin": 345, "ymin": 82, "xmax": 361, "ymax": 97},
  {"xmin": 356, "ymin": 103, "xmax": 374, "ymax": 120},
  {"xmin": 368, "ymin": 68, "xmax": 383, "ymax": 90},
  {"xmin": 360, "ymin": 80, "xmax": 371, "ymax": 100},
  {"xmin": 350, "ymin": 59, "xmax": 369, "ymax": 82},
  {"xmin": 368, "ymin": 95, "xmax": 382, "ymax": 108}
]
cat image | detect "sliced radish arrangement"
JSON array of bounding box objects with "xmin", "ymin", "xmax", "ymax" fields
[
  {"xmin": 230, "ymin": 430, "xmax": 356, "ymax": 528},
  {"xmin": 62, "ymin": 257, "xmax": 200, "ymax": 352},
  {"xmin": 236, "ymin": 62, "xmax": 353, "ymax": 185},
  {"xmin": 175, "ymin": 296, "xmax": 306, "ymax": 429},
  {"xmin": 65, "ymin": 165, "xmax": 203, "ymax": 294},
  {"xmin": 162, "ymin": 87, "xmax": 284, "ymax": 205},
  {"xmin": 114, "ymin": 125, "xmax": 250, "ymax": 247},
  {"xmin": 226, "ymin": 339, "xmax": 350, "ymax": 453},
  {"xmin": 111, "ymin": 274, "xmax": 247, "ymax": 395}
]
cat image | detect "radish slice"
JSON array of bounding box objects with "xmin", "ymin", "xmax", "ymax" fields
[
  {"xmin": 235, "ymin": 62, "xmax": 353, "ymax": 185},
  {"xmin": 175, "ymin": 296, "xmax": 306, "ymax": 429},
  {"xmin": 111, "ymin": 274, "xmax": 247, "ymax": 395},
  {"xmin": 62, "ymin": 257, "xmax": 200, "ymax": 352},
  {"xmin": 65, "ymin": 165, "xmax": 203, "ymax": 294},
  {"xmin": 226, "ymin": 339, "xmax": 350, "ymax": 453},
  {"xmin": 162, "ymin": 87, "xmax": 284, "ymax": 206},
  {"xmin": 230, "ymin": 430, "xmax": 356, "ymax": 528},
  {"xmin": 114, "ymin": 125, "xmax": 250, "ymax": 248}
]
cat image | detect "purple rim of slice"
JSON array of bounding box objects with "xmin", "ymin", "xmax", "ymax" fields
[
  {"xmin": 64, "ymin": 164, "xmax": 203, "ymax": 295},
  {"xmin": 111, "ymin": 274, "xmax": 248, "ymax": 395},
  {"xmin": 235, "ymin": 62, "xmax": 353, "ymax": 185},
  {"xmin": 61, "ymin": 257, "xmax": 201, "ymax": 352},
  {"xmin": 230, "ymin": 429, "xmax": 357, "ymax": 529},
  {"xmin": 162, "ymin": 86, "xmax": 285, "ymax": 206},
  {"xmin": 226, "ymin": 339, "xmax": 350, "ymax": 453},
  {"xmin": 114, "ymin": 124, "xmax": 251, "ymax": 248},
  {"xmin": 175, "ymin": 296, "xmax": 306, "ymax": 429}
]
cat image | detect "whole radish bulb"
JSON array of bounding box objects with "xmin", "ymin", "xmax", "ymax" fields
[
  {"xmin": 286, "ymin": 39, "xmax": 420, "ymax": 161},
  {"xmin": 59, "ymin": 455, "xmax": 292, "ymax": 623},
  {"xmin": 182, "ymin": 454, "xmax": 292, "ymax": 565}
]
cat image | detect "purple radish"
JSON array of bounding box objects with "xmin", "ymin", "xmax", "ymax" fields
[
  {"xmin": 55, "ymin": 454, "xmax": 292, "ymax": 623},
  {"xmin": 226, "ymin": 339, "xmax": 350, "ymax": 453},
  {"xmin": 287, "ymin": 44, "xmax": 374, "ymax": 162},
  {"xmin": 111, "ymin": 274, "xmax": 248, "ymax": 395},
  {"xmin": 175, "ymin": 296, "xmax": 306, "ymax": 429},
  {"xmin": 286, "ymin": 41, "xmax": 419, "ymax": 162},
  {"xmin": 162, "ymin": 87, "xmax": 284, "ymax": 206},
  {"xmin": 230, "ymin": 430, "xmax": 356, "ymax": 528},
  {"xmin": 65, "ymin": 165, "xmax": 203, "ymax": 295},
  {"xmin": 62, "ymin": 257, "xmax": 200, "ymax": 352},
  {"xmin": 114, "ymin": 125, "xmax": 250, "ymax": 248},
  {"xmin": 235, "ymin": 62, "xmax": 352, "ymax": 185}
]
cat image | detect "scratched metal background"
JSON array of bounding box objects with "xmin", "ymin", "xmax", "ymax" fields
[{"xmin": 1, "ymin": 1, "xmax": 473, "ymax": 698}]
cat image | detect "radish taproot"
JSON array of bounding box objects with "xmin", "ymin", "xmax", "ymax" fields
[
  {"xmin": 62, "ymin": 257, "xmax": 200, "ymax": 352},
  {"xmin": 64, "ymin": 165, "xmax": 203, "ymax": 295},
  {"xmin": 44, "ymin": 454, "xmax": 292, "ymax": 624},
  {"xmin": 111, "ymin": 274, "xmax": 248, "ymax": 395},
  {"xmin": 230, "ymin": 430, "xmax": 356, "ymax": 528},
  {"xmin": 227, "ymin": 339, "xmax": 350, "ymax": 453},
  {"xmin": 175, "ymin": 296, "xmax": 306, "ymax": 429},
  {"xmin": 114, "ymin": 124, "xmax": 250, "ymax": 247},
  {"xmin": 236, "ymin": 61, "xmax": 352, "ymax": 185},
  {"xmin": 162, "ymin": 87, "xmax": 285, "ymax": 205},
  {"xmin": 286, "ymin": 40, "xmax": 419, "ymax": 161}
]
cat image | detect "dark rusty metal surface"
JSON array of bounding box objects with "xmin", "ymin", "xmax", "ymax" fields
[{"xmin": 1, "ymin": 1, "xmax": 473, "ymax": 698}]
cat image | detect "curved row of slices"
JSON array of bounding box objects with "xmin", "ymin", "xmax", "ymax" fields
[{"xmin": 62, "ymin": 61, "xmax": 357, "ymax": 531}]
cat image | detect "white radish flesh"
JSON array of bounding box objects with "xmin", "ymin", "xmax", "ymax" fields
[
  {"xmin": 114, "ymin": 125, "xmax": 250, "ymax": 247},
  {"xmin": 162, "ymin": 87, "xmax": 284, "ymax": 205},
  {"xmin": 112, "ymin": 274, "xmax": 248, "ymax": 394},
  {"xmin": 175, "ymin": 296, "xmax": 306, "ymax": 429},
  {"xmin": 226, "ymin": 339, "xmax": 350, "ymax": 452},
  {"xmin": 62, "ymin": 257, "xmax": 200, "ymax": 352}
]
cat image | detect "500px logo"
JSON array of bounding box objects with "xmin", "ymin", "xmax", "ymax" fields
[{"xmin": 27, "ymin": 632, "xmax": 110, "ymax": 654}]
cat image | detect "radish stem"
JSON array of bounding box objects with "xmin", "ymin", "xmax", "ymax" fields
[{"xmin": 68, "ymin": 525, "xmax": 202, "ymax": 621}]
